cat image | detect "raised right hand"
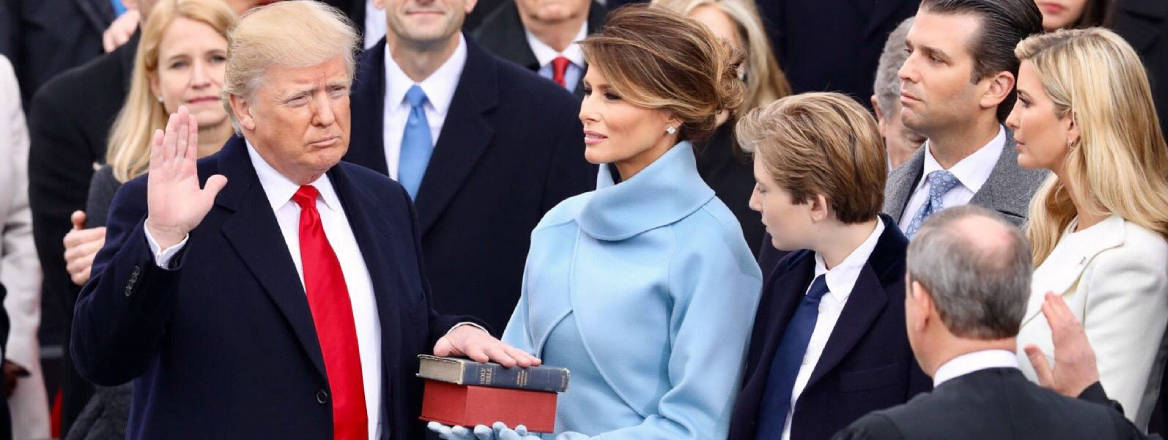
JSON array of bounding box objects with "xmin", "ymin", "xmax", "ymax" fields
[
  {"xmin": 63, "ymin": 210, "xmax": 106, "ymax": 286},
  {"xmin": 144, "ymin": 106, "xmax": 227, "ymax": 249}
]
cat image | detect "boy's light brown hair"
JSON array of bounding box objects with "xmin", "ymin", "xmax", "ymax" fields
[{"xmin": 736, "ymin": 92, "xmax": 887, "ymax": 224}]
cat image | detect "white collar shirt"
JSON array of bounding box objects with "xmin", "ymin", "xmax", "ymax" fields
[
  {"xmin": 525, "ymin": 21, "xmax": 587, "ymax": 93},
  {"xmin": 381, "ymin": 34, "xmax": 468, "ymax": 179},
  {"xmin": 933, "ymin": 349, "xmax": 1020, "ymax": 388},
  {"xmin": 781, "ymin": 218, "xmax": 886, "ymax": 440},
  {"xmin": 898, "ymin": 125, "xmax": 1006, "ymax": 230},
  {"xmin": 248, "ymin": 142, "xmax": 384, "ymax": 440}
]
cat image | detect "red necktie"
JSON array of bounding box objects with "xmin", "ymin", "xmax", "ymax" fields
[
  {"xmin": 292, "ymin": 185, "xmax": 368, "ymax": 440},
  {"xmin": 552, "ymin": 56, "xmax": 571, "ymax": 88}
]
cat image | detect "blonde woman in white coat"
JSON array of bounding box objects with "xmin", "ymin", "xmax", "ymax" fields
[
  {"xmin": 1006, "ymin": 28, "xmax": 1168, "ymax": 430},
  {"xmin": 0, "ymin": 55, "xmax": 50, "ymax": 439}
]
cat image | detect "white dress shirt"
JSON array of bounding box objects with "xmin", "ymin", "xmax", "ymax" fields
[
  {"xmin": 381, "ymin": 34, "xmax": 468, "ymax": 179},
  {"xmin": 526, "ymin": 21, "xmax": 587, "ymax": 93},
  {"xmin": 145, "ymin": 142, "xmax": 384, "ymax": 440},
  {"xmin": 363, "ymin": 0, "xmax": 387, "ymax": 49},
  {"xmin": 780, "ymin": 218, "xmax": 886, "ymax": 440},
  {"xmin": 898, "ymin": 125, "xmax": 1006, "ymax": 230},
  {"xmin": 933, "ymin": 349, "xmax": 1020, "ymax": 388}
]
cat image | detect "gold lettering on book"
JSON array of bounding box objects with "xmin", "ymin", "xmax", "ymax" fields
[
  {"xmin": 517, "ymin": 370, "xmax": 528, "ymax": 387},
  {"xmin": 479, "ymin": 369, "xmax": 493, "ymax": 385}
]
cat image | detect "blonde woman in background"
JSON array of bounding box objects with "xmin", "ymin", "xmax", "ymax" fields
[
  {"xmin": 1008, "ymin": 28, "xmax": 1168, "ymax": 430},
  {"xmin": 652, "ymin": 0, "xmax": 790, "ymax": 254},
  {"xmin": 61, "ymin": 0, "xmax": 237, "ymax": 438}
]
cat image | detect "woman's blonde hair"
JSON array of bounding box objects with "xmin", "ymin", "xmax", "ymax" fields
[
  {"xmin": 1017, "ymin": 28, "xmax": 1168, "ymax": 265},
  {"xmin": 653, "ymin": 0, "xmax": 791, "ymax": 113},
  {"xmin": 106, "ymin": 0, "xmax": 237, "ymax": 182},
  {"xmin": 580, "ymin": 4, "xmax": 746, "ymax": 143}
]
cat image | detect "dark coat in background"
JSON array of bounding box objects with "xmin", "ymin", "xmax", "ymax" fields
[
  {"xmin": 473, "ymin": 0, "xmax": 607, "ymax": 98},
  {"xmin": 1112, "ymin": 0, "xmax": 1168, "ymax": 140},
  {"xmin": 0, "ymin": 0, "xmax": 113, "ymax": 109},
  {"xmin": 343, "ymin": 37, "xmax": 595, "ymax": 334},
  {"xmin": 26, "ymin": 33, "xmax": 138, "ymax": 434}
]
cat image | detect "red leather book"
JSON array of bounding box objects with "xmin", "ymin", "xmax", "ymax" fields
[{"xmin": 419, "ymin": 380, "xmax": 558, "ymax": 433}]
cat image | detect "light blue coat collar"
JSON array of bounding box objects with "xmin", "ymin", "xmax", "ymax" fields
[{"xmin": 577, "ymin": 142, "xmax": 715, "ymax": 241}]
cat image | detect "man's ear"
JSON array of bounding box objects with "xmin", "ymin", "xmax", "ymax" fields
[
  {"xmin": 1064, "ymin": 111, "xmax": 1080, "ymax": 146},
  {"xmin": 871, "ymin": 95, "xmax": 885, "ymax": 123},
  {"xmin": 909, "ymin": 280, "xmax": 933, "ymax": 332},
  {"xmin": 809, "ymin": 193, "xmax": 831, "ymax": 223},
  {"xmin": 228, "ymin": 94, "xmax": 257, "ymax": 132},
  {"xmin": 980, "ymin": 71, "xmax": 1016, "ymax": 111}
]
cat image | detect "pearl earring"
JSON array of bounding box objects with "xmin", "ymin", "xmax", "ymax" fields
[
  {"xmin": 666, "ymin": 126, "xmax": 677, "ymax": 135},
  {"xmin": 157, "ymin": 96, "xmax": 164, "ymax": 103}
]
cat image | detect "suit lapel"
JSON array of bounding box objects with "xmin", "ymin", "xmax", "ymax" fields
[
  {"xmin": 414, "ymin": 39, "xmax": 498, "ymax": 235},
  {"xmin": 803, "ymin": 218, "xmax": 904, "ymax": 392},
  {"xmin": 215, "ymin": 137, "xmax": 327, "ymax": 379},
  {"xmin": 327, "ymin": 165, "xmax": 406, "ymax": 396},
  {"xmin": 348, "ymin": 39, "xmax": 391, "ymax": 175},
  {"xmin": 1020, "ymin": 216, "xmax": 1125, "ymax": 325},
  {"xmin": 884, "ymin": 145, "xmax": 925, "ymax": 222},
  {"xmin": 803, "ymin": 265, "xmax": 888, "ymax": 389},
  {"xmin": 480, "ymin": 2, "xmax": 541, "ymax": 71},
  {"xmin": 740, "ymin": 253, "xmax": 815, "ymax": 408},
  {"xmin": 969, "ymin": 132, "xmax": 1047, "ymax": 224}
]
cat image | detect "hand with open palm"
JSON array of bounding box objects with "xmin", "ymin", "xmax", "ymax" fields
[{"xmin": 144, "ymin": 106, "xmax": 227, "ymax": 249}]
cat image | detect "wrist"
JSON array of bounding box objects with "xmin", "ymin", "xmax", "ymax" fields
[{"xmin": 145, "ymin": 219, "xmax": 187, "ymax": 249}]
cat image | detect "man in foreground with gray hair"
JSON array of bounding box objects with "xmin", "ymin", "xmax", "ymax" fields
[
  {"xmin": 833, "ymin": 205, "xmax": 1141, "ymax": 440},
  {"xmin": 69, "ymin": 2, "xmax": 537, "ymax": 440}
]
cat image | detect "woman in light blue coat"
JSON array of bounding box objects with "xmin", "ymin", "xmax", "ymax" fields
[{"xmin": 430, "ymin": 4, "xmax": 763, "ymax": 440}]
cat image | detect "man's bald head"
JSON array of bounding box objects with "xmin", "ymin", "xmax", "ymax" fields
[{"xmin": 906, "ymin": 205, "xmax": 1033, "ymax": 339}]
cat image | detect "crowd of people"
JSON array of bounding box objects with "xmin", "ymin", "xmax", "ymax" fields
[{"xmin": 1, "ymin": 0, "xmax": 1168, "ymax": 439}]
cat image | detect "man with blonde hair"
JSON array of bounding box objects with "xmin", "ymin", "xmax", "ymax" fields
[{"xmin": 70, "ymin": 3, "xmax": 536, "ymax": 439}]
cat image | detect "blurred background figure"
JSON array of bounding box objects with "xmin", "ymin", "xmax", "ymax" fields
[
  {"xmin": 871, "ymin": 18, "xmax": 926, "ymax": 170},
  {"xmin": 62, "ymin": 0, "xmax": 237, "ymax": 437},
  {"xmin": 1034, "ymin": 0, "xmax": 1109, "ymax": 31},
  {"xmin": 1110, "ymin": 0, "xmax": 1168, "ymax": 142},
  {"xmin": 475, "ymin": 0, "xmax": 607, "ymax": 97},
  {"xmin": 1007, "ymin": 28, "xmax": 1168, "ymax": 430},
  {"xmin": 655, "ymin": 0, "xmax": 790, "ymax": 255},
  {"xmin": 0, "ymin": 54, "xmax": 49, "ymax": 440}
]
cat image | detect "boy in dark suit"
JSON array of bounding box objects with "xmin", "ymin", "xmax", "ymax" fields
[{"xmin": 729, "ymin": 92, "xmax": 930, "ymax": 440}]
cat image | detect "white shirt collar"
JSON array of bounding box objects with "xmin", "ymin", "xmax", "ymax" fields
[
  {"xmin": 244, "ymin": 139, "xmax": 343, "ymax": 213},
  {"xmin": 812, "ymin": 218, "xmax": 886, "ymax": 303},
  {"xmin": 932, "ymin": 349, "xmax": 1019, "ymax": 388},
  {"xmin": 383, "ymin": 33, "xmax": 468, "ymax": 117},
  {"xmin": 524, "ymin": 21, "xmax": 588, "ymax": 68},
  {"xmin": 918, "ymin": 125, "xmax": 1006, "ymax": 195}
]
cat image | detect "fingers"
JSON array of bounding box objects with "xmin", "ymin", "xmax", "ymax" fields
[
  {"xmin": 483, "ymin": 344, "xmax": 517, "ymax": 368},
  {"xmin": 433, "ymin": 336, "xmax": 455, "ymax": 357},
  {"xmin": 201, "ymin": 175, "xmax": 228, "ymax": 203},
  {"xmin": 175, "ymin": 107, "xmax": 190, "ymax": 162},
  {"xmin": 161, "ymin": 112, "xmax": 179, "ymax": 166},
  {"xmin": 503, "ymin": 346, "xmax": 540, "ymax": 367},
  {"xmin": 186, "ymin": 106, "xmax": 198, "ymax": 161},
  {"xmin": 474, "ymin": 424, "xmax": 495, "ymax": 440},
  {"xmin": 463, "ymin": 342, "xmax": 491, "ymax": 364},
  {"xmin": 1024, "ymin": 344, "xmax": 1055, "ymax": 388},
  {"xmin": 64, "ymin": 226, "xmax": 106, "ymax": 248},
  {"xmin": 70, "ymin": 210, "xmax": 87, "ymax": 230}
]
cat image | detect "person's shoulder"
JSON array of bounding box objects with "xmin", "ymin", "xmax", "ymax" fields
[
  {"xmin": 475, "ymin": 44, "xmax": 576, "ymax": 109},
  {"xmin": 1088, "ymin": 219, "xmax": 1168, "ymax": 281},
  {"xmin": 533, "ymin": 191, "xmax": 592, "ymax": 233},
  {"xmin": 834, "ymin": 411, "xmax": 907, "ymax": 440},
  {"xmin": 335, "ymin": 160, "xmax": 407, "ymax": 201}
]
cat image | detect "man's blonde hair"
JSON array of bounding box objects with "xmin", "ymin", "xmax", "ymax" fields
[
  {"xmin": 737, "ymin": 92, "xmax": 887, "ymax": 223},
  {"xmin": 222, "ymin": 0, "xmax": 358, "ymax": 133}
]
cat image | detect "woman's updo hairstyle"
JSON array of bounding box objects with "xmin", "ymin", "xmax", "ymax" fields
[{"xmin": 579, "ymin": 4, "xmax": 745, "ymax": 142}]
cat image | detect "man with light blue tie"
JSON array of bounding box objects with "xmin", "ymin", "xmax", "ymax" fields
[
  {"xmin": 473, "ymin": 0, "xmax": 606, "ymax": 98},
  {"xmin": 882, "ymin": 0, "xmax": 1047, "ymax": 232},
  {"xmin": 345, "ymin": 0, "xmax": 595, "ymax": 334}
]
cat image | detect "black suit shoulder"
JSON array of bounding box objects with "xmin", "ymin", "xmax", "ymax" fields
[{"xmin": 850, "ymin": 369, "xmax": 1126, "ymax": 440}]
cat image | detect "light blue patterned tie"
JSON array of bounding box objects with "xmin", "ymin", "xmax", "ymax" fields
[
  {"xmin": 905, "ymin": 170, "xmax": 961, "ymax": 237},
  {"xmin": 398, "ymin": 85, "xmax": 432, "ymax": 200}
]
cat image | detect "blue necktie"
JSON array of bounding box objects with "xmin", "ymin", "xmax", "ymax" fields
[
  {"xmin": 904, "ymin": 170, "xmax": 961, "ymax": 238},
  {"xmin": 755, "ymin": 275, "xmax": 829, "ymax": 440},
  {"xmin": 398, "ymin": 85, "xmax": 432, "ymax": 200}
]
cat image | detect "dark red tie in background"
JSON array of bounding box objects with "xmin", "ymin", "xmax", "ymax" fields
[
  {"xmin": 292, "ymin": 185, "xmax": 368, "ymax": 440},
  {"xmin": 552, "ymin": 56, "xmax": 571, "ymax": 88}
]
